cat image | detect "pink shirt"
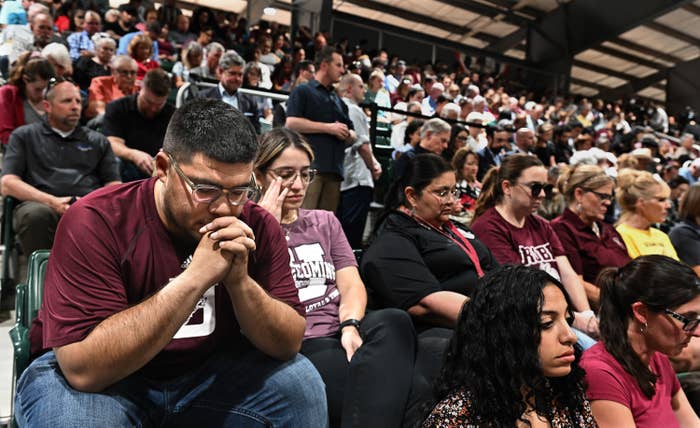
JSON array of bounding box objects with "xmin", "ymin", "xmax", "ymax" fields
[{"xmin": 581, "ymin": 342, "xmax": 681, "ymax": 428}]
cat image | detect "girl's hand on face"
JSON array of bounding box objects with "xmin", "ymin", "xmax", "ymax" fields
[{"xmin": 257, "ymin": 176, "xmax": 288, "ymax": 223}]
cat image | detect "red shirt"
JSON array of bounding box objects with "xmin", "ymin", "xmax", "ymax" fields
[
  {"xmin": 551, "ymin": 208, "xmax": 631, "ymax": 282},
  {"xmin": 582, "ymin": 342, "xmax": 681, "ymax": 428},
  {"xmin": 31, "ymin": 178, "xmax": 302, "ymax": 379},
  {"xmin": 88, "ymin": 76, "xmax": 137, "ymax": 105},
  {"xmin": 0, "ymin": 84, "xmax": 24, "ymax": 145},
  {"xmin": 471, "ymin": 207, "xmax": 565, "ymax": 280}
]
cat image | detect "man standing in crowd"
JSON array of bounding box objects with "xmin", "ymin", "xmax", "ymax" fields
[
  {"xmin": 13, "ymin": 99, "xmax": 327, "ymax": 427},
  {"xmin": 198, "ymin": 52, "xmax": 260, "ymax": 133},
  {"xmin": 338, "ymin": 73, "xmax": 381, "ymax": 248},
  {"xmin": 103, "ymin": 68, "xmax": 175, "ymax": 181},
  {"xmin": 393, "ymin": 118, "xmax": 451, "ymax": 180},
  {"xmin": 286, "ymin": 46, "xmax": 355, "ymax": 212},
  {"xmin": 86, "ymin": 55, "xmax": 138, "ymax": 120},
  {"xmin": 0, "ymin": 79, "xmax": 120, "ymax": 255},
  {"xmin": 477, "ymin": 124, "xmax": 511, "ymax": 180},
  {"xmin": 67, "ymin": 10, "xmax": 101, "ymax": 61}
]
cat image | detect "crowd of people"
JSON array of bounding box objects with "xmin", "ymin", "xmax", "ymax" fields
[{"xmin": 2, "ymin": 0, "xmax": 700, "ymax": 427}]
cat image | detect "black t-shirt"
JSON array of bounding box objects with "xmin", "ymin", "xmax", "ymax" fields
[
  {"xmin": 103, "ymin": 21, "xmax": 134, "ymax": 38},
  {"xmin": 361, "ymin": 211, "xmax": 498, "ymax": 331},
  {"xmin": 285, "ymin": 79, "xmax": 353, "ymax": 177},
  {"xmin": 103, "ymin": 94, "xmax": 175, "ymax": 157}
]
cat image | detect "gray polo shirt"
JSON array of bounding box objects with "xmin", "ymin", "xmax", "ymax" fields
[{"xmin": 3, "ymin": 120, "xmax": 120, "ymax": 197}]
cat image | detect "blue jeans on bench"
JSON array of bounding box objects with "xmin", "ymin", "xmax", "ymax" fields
[{"xmin": 15, "ymin": 349, "xmax": 328, "ymax": 427}]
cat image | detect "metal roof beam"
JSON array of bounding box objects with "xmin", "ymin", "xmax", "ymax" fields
[
  {"xmin": 340, "ymin": 0, "xmax": 499, "ymax": 44},
  {"xmin": 644, "ymin": 21, "xmax": 700, "ymax": 46},
  {"xmin": 682, "ymin": 3, "xmax": 700, "ymax": 16},
  {"xmin": 599, "ymin": 68, "xmax": 670, "ymax": 99},
  {"xmin": 572, "ymin": 59, "xmax": 636, "ymax": 81},
  {"xmin": 592, "ymin": 44, "xmax": 665, "ymax": 70},
  {"xmin": 611, "ymin": 37, "xmax": 684, "ymax": 64},
  {"xmin": 528, "ymin": 0, "xmax": 691, "ymax": 64}
]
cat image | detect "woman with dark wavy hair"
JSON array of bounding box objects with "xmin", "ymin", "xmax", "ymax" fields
[
  {"xmin": 424, "ymin": 265, "xmax": 597, "ymax": 427},
  {"xmin": 581, "ymin": 255, "xmax": 700, "ymax": 427}
]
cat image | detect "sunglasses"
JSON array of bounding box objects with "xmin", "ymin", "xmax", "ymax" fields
[
  {"xmin": 584, "ymin": 189, "xmax": 615, "ymax": 202},
  {"xmin": 518, "ymin": 182, "xmax": 553, "ymax": 198},
  {"xmin": 664, "ymin": 309, "xmax": 700, "ymax": 333}
]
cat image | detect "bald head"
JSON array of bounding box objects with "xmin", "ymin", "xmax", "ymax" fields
[
  {"xmin": 339, "ymin": 73, "xmax": 364, "ymax": 104},
  {"xmin": 515, "ymin": 127, "xmax": 535, "ymax": 152}
]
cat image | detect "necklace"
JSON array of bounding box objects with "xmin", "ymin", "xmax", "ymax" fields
[{"xmin": 280, "ymin": 212, "xmax": 298, "ymax": 241}]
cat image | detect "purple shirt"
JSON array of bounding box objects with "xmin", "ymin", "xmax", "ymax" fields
[
  {"xmin": 32, "ymin": 178, "xmax": 301, "ymax": 379},
  {"xmin": 471, "ymin": 207, "xmax": 565, "ymax": 280},
  {"xmin": 284, "ymin": 209, "xmax": 357, "ymax": 339}
]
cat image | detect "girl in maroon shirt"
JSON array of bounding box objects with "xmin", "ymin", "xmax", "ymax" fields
[{"xmin": 471, "ymin": 154, "xmax": 599, "ymax": 339}]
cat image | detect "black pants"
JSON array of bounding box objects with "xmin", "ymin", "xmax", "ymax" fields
[
  {"xmin": 301, "ymin": 309, "xmax": 416, "ymax": 428},
  {"xmin": 338, "ymin": 186, "xmax": 373, "ymax": 249}
]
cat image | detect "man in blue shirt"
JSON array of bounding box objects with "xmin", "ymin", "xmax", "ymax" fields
[
  {"xmin": 67, "ymin": 11, "xmax": 101, "ymax": 61},
  {"xmin": 285, "ymin": 46, "xmax": 355, "ymax": 212}
]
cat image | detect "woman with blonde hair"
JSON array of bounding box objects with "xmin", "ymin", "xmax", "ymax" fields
[
  {"xmin": 551, "ymin": 164, "xmax": 630, "ymax": 309},
  {"xmin": 615, "ymin": 168, "xmax": 678, "ymax": 260},
  {"xmin": 471, "ymin": 154, "xmax": 599, "ymax": 342},
  {"xmin": 127, "ymin": 34, "xmax": 159, "ymax": 80}
]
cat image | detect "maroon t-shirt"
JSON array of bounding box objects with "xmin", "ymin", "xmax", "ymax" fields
[
  {"xmin": 551, "ymin": 208, "xmax": 631, "ymax": 283},
  {"xmin": 31, "ymin": 178, "xmax": 302, "ymax": 379},
  {"xmin": 471, "ymin": 207, "xmax": 565, "ymax": 280}
]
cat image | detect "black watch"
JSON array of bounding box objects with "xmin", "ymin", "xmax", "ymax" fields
[{"xmin": 338, "ymin": 318, "xmax": 361, "ymax": 334}]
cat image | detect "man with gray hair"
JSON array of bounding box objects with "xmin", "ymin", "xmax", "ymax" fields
[
  {"xmin": 86, "ymin": 55, "xmax": 138, "ymax": 119},
  {"xmin": 190, "ymin": 41, "xmax": 224, "ymax": 80},
  {"xmin": 199, "ymin": 51, "xmax": 260, "ymax": 133},
  {"xmin": 508, "ymin": 127, "xmax": 535, "ymax": 156},
  {"xmin": 67, "ymin": 10, "xmax": 101, "ymax": 61},
  {"xmin": 393, "ymin": 118, "xmax": 451, "ymax": 179}
]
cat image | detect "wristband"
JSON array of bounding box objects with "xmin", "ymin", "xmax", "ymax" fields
[{"xmin": 338, "ymin": 318, "xmax": 361, "ymax": 334}]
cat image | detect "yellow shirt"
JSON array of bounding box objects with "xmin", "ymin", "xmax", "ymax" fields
[{"xmin": 615, "ymin": 223, "xmax": 679, "ymax": 260}]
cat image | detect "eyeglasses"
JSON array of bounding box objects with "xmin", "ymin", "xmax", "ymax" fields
[
  {"xmin": 584, "ymin": 189, "xmax": 615, "ymax": 202},
  {"xmin": 268, "ymin": 167, "xmax": 317, "ymax": 186},
  {"xmin": 167, "ymin": 153, "xmax": 260, "ymax": 206},
  {"xmin": 116, "ymin": 68, "xmax": 137, "ymax": 76},
  {"xmin": 429, "ymin": 187, "xmax": 461, "ymax": 201},
  {"xmin": 664, "ymin": 309, "xmax": 700, "ymax": 333},
  {"xmin": 518, "ymin": 182, "xmax": 553, "ymax": 198}
]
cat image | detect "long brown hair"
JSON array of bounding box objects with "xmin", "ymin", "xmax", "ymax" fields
[
  {"xmin": 473, "ymin": 154, "xmax": 543, "ymax": 221},
  {"xmin": 7, "ymin": 52, "xmax": 55, "ymax": 96}
]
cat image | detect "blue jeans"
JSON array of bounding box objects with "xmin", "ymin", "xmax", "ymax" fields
[{"xmin": 15, "ymin": 349, "xmax": 328, "ymax": 427}]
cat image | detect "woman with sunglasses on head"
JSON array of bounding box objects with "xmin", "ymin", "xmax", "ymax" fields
[
  {"xmin": 615, "ymin": 168, "xmax": 679, "ymax": 260},
  {"xmin": 424, "ymin": 265, "xmax": 597, "ymax": 428},
  {"xmin": 581, "ymin": 255, "xmax": 700, "ymax": 427},
  {"xmin": 254, "ymin": 128, "xmax": 415, "ymax": 428},
  {"xmin": 551, "ymin": 164, "xmax": 630, "ymax": 310},
  {"xmin": 471, "ymin": 154, "xmax": 599, "ymax": 342}
]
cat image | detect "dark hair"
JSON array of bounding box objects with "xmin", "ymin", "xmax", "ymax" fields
[
  {"xmin": 597, "ymin": 255, "xmax": 700, "ymax": 397},
  {"xmin": 404, "ymin": 119, "xmax": 425, "ymax": 146},
  {"xmin": 444, "ymin": 124, "xmax": 467, "ymax": 163},
  {"xmin": 485, "ymin": 124, "xmax": 509, "ymax": 138},
  {"xmin": 669, "ymin": 176, "xmax": 689, "ymax": 190},
  {"xmin": 163, "ymin": 98, "xmax": 258, "ymax": 164},
  {"xmin": 473, "ymin": 154, "xmax": 544, "ymax": 221},
  {"xmin": 314, "ymin": 45, "xmax": 341, "ymax": 67},
  {"xmin": 452, "ymin": 147, "xmax": 479, "ymax": 182},
  {"xmin": 8, "ymin": 53, "xmax": 55, "ymax": 95},
  {"xmin": 142, "ymin": 68, "xmax": 171, "ymax": 97},
  {"xmin": 679, "ymin": 183, "xmax": 700, "ymax": 224},
  {"xmin": 434, "ymin": 265, "xmax": 587, "ymax": 426},
  {"xmin": 384, "ymin": 153, "xmax": 452, "ymax": 211}
]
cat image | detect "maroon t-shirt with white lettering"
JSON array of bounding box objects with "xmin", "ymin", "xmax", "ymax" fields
[
  {"xmin": 471, "ymin": 206, "xmax": 565, "ymax": 280},
  {"xmin": 30, "ymin": 178, "xmax": 302, "ymax": 379}
]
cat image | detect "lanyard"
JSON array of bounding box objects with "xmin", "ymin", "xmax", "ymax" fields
[{"xmin": 400, "ymin": 208, "xmax": 485, "ymax": 277}]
